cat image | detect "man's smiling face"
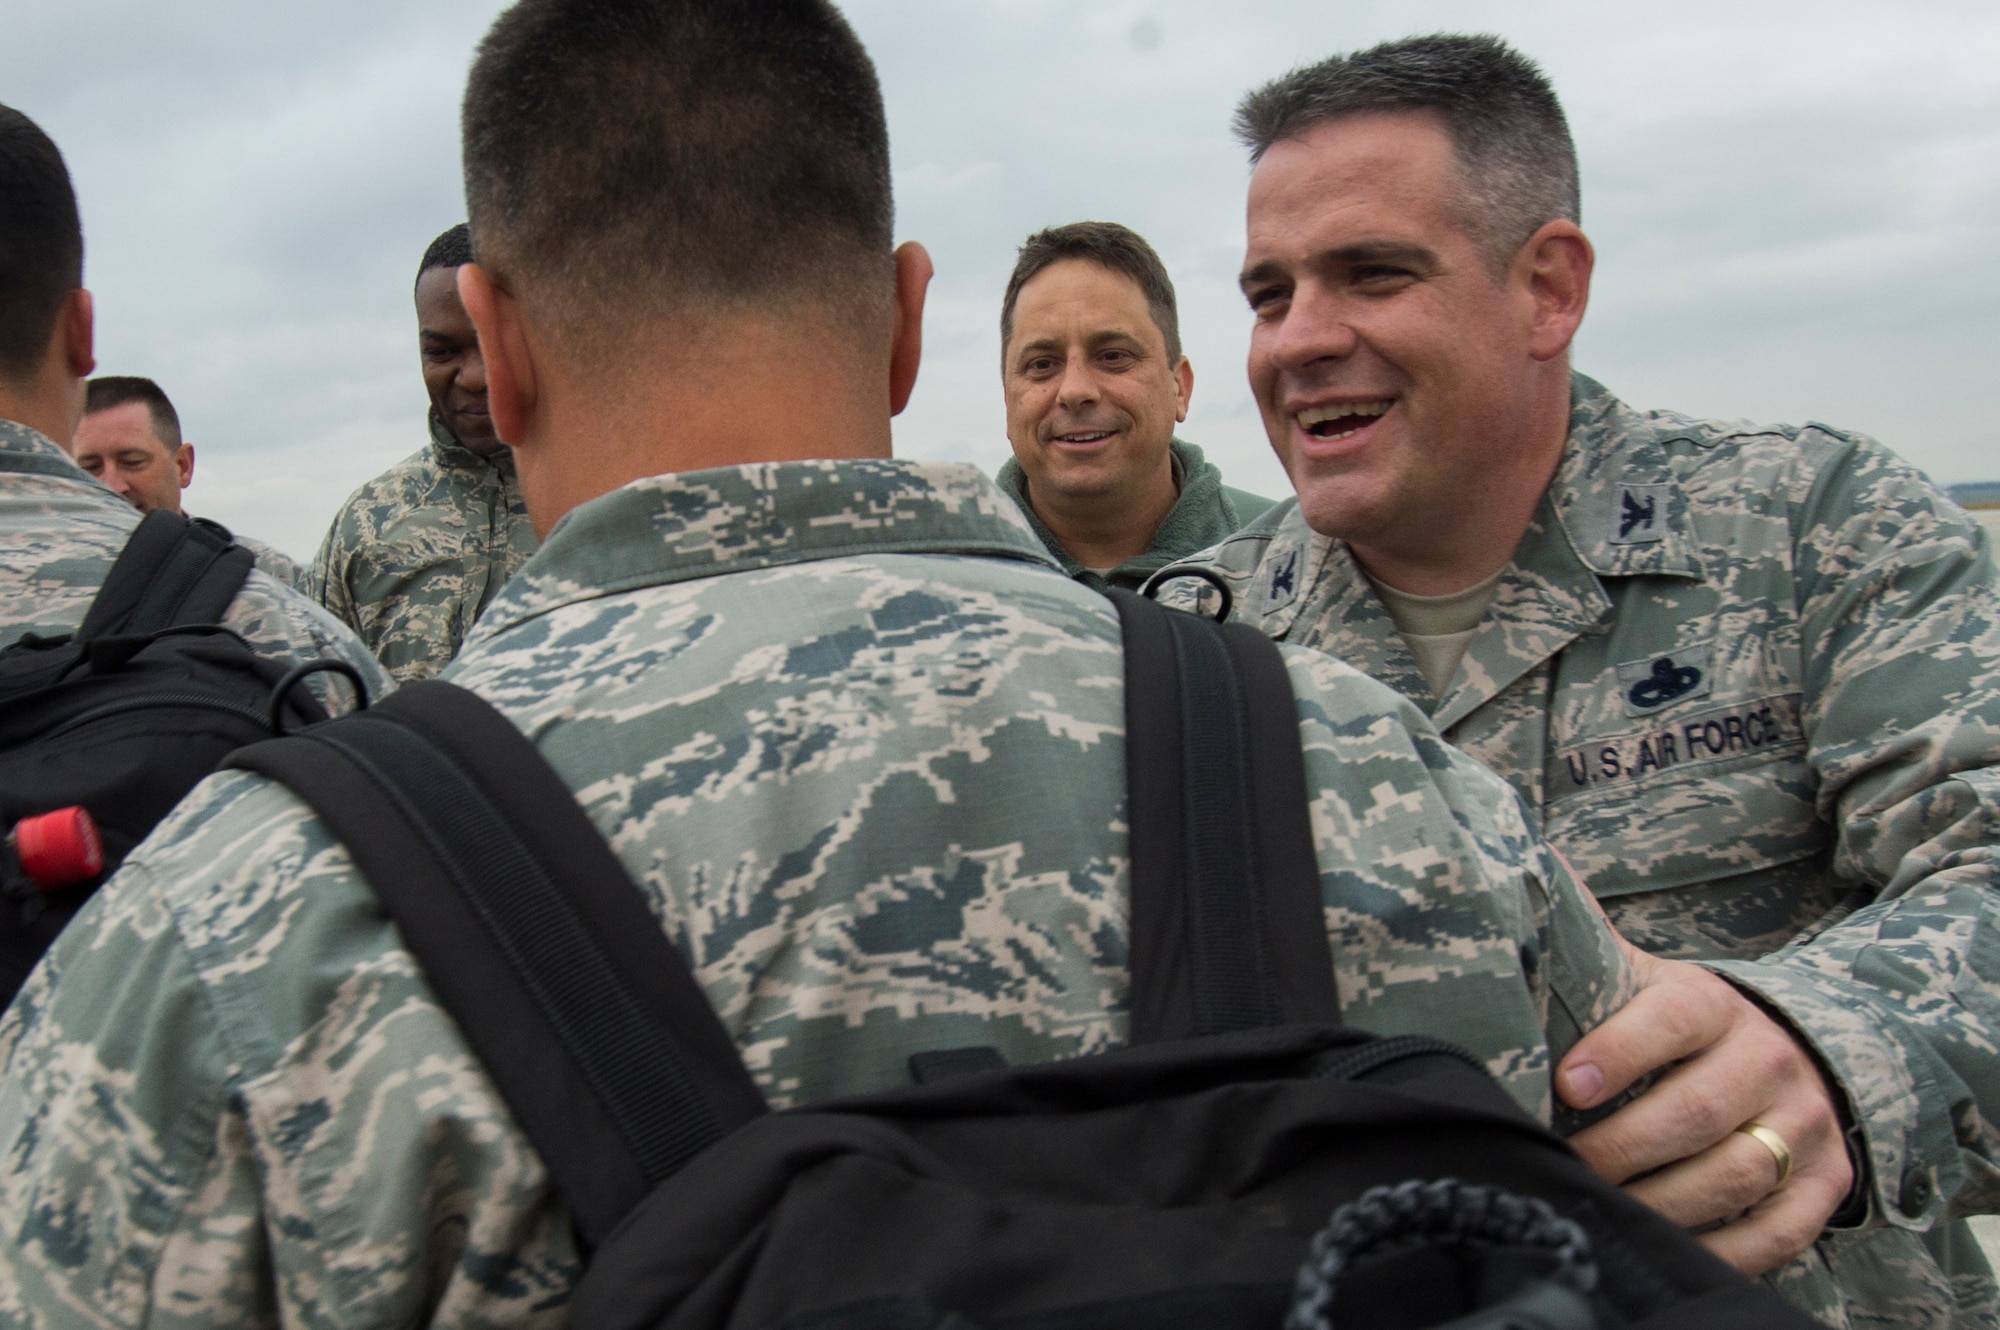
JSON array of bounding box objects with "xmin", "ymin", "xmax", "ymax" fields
[
  {"xmin": 1003, "ymin": 258, "xmax": 1190, "ymax": 508},
  {"xmin": 1242, "ymin": 111, "xmax": 1543, "ymax": 559},
  {"xmin": 416, "ymin": 265, "xmax": 499, "ymax": 455}
]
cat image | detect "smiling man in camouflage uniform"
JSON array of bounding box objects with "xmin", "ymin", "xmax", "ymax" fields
[
  {"xmin": 1159, "ymin": 35, "xmax": 2000, "ymax": 1324},
  {"xmin": 0, "ymin": 106, "xmax": 383, "ymax": 714},
  {"xmin": 308, "ymin": 223, "xmax": 538, "ymax": 681},
  {"xmin": 0, "ymin": 5, "xmax": 1642, "ymax": 1323}
]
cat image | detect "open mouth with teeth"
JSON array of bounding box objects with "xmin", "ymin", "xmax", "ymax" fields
[
  {"xmin": 1050, "ymin": 428, "xmax": 1119, "ymax": 446},
  {"xmin": 1296, "ymin": 400, "xmax": 1392, "ymax": 441}
]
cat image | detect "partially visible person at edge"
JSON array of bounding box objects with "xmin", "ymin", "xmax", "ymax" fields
[
  {"xmin": 997, "ymin": 221, "xmax": 1274, "ymax": 590},
  {"xmin": 307, "ymin": 222, "xmax": 538, "ymax": 681},
  {"xmin": 71, "ymin": 374, "xmax": 306, "ymax": 587},
  {"xmin": 1156, "ymin": 34, "xmax": 2000, "ymax": 1325},
  {"xmin": 0, "ymin": 4, "xmax": 1641, "ymax": 1321},
  {"xmin": 0, "ymin": 104, "xmax": 383, "ymax": 714}
]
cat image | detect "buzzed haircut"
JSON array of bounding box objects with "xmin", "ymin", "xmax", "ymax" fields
[
  {"xmin": 0, "ymin": 105, "xmax": 84, "ymax": 382},
  {"xmin": 84, "ymin": 375, "xmax": 183, "ymax": 450},
  {"xmin": 462, "ymin": 0, "xmax": 895, "ymax": 352},
  {"xmin": 416, "ymin": 223, "xmax": 475, "ymax": 291},
  {"xmin": 1001, "ymin": 222, "xmax": 1182, "ymax": 365},
  {"xmin": 1234, "ymin": 34, "xmax": 1578, "ymax": 271}
]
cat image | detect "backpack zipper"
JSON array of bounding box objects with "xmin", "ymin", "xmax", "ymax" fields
[
  {"xmin": 31, "ymin": 691, "xmax": 274, "ymax": 744},
  {"xmin": 1314, "ymin": 1034, "xmax": 1487, "ymax": 1083}
]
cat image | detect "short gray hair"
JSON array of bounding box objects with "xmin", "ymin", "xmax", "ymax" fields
[{"xmin": 1234, "ymin": 34, "xmax": 1578, "ymax": 271}]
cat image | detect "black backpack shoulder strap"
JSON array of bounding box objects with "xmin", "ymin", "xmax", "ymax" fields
[
  {"xmin": 1107, "ymin": 588, "xmax": 1339, "ymax": 1042},
  {"xmin": 225, "ymin": 681, "xmax": 768, "ymax": 1248},
  {"xmin": 80, "ymin": 511, "xmax": 255, "ymax": 639}
]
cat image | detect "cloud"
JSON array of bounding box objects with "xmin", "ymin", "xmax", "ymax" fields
[{"xmin": 5, "ymin": 0, "xmax": 1994, "ymax": 555}]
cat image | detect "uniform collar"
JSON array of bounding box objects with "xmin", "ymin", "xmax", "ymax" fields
[
  {"xmin": 1545, "ymin": 374, "xmax": 1704, "ymax": 582},
  {"xmin": 426, "ymin": 409, "xmax": 517, "ymax": 477},
  {"xmin": 0, "ymin": 418, "xmax": 93, "ymax": 481},
  {"xmin": 470, "ymin": 458, "xmax": 1060, "ymax": 640}
]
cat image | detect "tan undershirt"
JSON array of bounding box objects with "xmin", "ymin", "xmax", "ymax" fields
[{"xmin": 1367, "ymin": 567, "xmax": 1505, "ymax": 699}]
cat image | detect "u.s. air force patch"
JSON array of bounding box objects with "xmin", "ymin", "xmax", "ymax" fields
[
  {"xmin": 1617, "ymin": 645, "xmax": 1712, "ymax": 716},
  {"xmin": 1545, "ymin": 693, "xmax": 1804, "ymax": 800}
]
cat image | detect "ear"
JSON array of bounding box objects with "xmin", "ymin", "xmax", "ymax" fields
[
  {"xmin": 458, "ymin": 263, "xmax": 536, "ymax": 445},
  {"xmin": 60, "ymin": 289, "xmax": 96, "ymax": 379},
  {"xmin": 888, "ymin": 241, "xmax": 932, "ymax": 416},
  {"xmin": 176, "ymin": 442, "xmax": 195, "ymax": 489},
  {"xmin": 1172, "ymin": 355, "xmax": 1194, "ymax": 423},
  {"xmin": 1517, "ymin": 221, "xmax": 1593, "ymax": 362}
]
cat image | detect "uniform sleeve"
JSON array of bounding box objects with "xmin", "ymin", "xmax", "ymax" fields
[
  {"xmin": 0, "ymin": 864, "xmax": 274, "ymax": 1328},
  {"xmin": 1281, "ymin": 646, "xmax": 1637, "ymax": 1126},
  {"xmin": 1704, "ymin": 431, "xmax": 2000, "ymax": 1233},
  {"xmin": 305, "ymin": 507, "xmax": 360, "ymax": 630},
  {"xmin": 221, "ymin": 569, "xmax": 394, "ymax": 715}
]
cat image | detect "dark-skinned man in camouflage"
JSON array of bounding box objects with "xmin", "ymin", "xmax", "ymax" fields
[
  {"xmin": 0, "ymin": 6, "xmax": 1640, "ymax": 1322},
  {"xmin": 1158, "ymin": 35, "xmax": 2000, "ymax": 1326},
  {"xmin": 307, "ymin": 223, "xmax": 538, "ymax": 681}
]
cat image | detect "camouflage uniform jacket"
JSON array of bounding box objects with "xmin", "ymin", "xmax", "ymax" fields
[
  {"xmin": 0, "ymin": 418, "xmax": 387, "ymax": 716},
  {"xmin": 0, "ymin": 458, "xmax": 1635, "ymax": 1327},
  {"xmin": 997, "ymin": 438, "xmax": 1275, "ymax": 591},
  {"xmin": 1157, "ymin": 374, "xmax": 2000, "ymax": 1325},
  {"xmin": 225, "ymin": 530, "xmax": 304, "ymax": 589},
  {"xmin": 308, "ymin": 410, "xmax": 538, "ymax": 681}
]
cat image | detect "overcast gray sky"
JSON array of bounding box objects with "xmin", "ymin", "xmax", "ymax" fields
[{"xmin": 4, "ymin": 0, "xmax": 1995, "ymax": 557}]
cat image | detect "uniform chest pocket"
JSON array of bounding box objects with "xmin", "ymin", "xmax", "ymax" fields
[{"xmin": 1540, "ymin": 693, "xmax": 1827, "ymax": 898}]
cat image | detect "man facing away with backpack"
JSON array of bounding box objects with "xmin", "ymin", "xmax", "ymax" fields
[
  {"xmin": 0, "ymin": 4, "xmax": 1644, "ymax": 1322},
  {"xmin": 0, "ymin": 105, "xmax": 385, "ymax": 702}
]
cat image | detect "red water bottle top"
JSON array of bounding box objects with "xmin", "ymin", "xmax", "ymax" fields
[{"xmin": 13, "ymin": 807, "xmax": 105, "ymax": 891}]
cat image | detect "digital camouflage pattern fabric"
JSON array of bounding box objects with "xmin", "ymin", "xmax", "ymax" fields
[
  {"xmin": 309, "ymin": 410, "xmax": 538, "ymax": 681},
  {"xmin": 0, "ymin": 418, "xmax": 388, "ymax": 716},
  {"xmin": 0, "ymin": 458, "xmax": 1635, "ymax": 1327},
  {"xmin": 228, "ymin": 530, "xmax": 304, "ymax": 589},
  {"xmin": 1156, "ymin": 374, "xmax": 2000, "ymax": 1327},
  {"xmin": 997, "ymin": 437, "xmax": 1275, "ymax": 591}
]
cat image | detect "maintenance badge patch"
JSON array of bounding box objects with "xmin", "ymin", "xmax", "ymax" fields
[{"xmin": 1545, "ymin": 693, "xmax": 1804, "ymax": 801}]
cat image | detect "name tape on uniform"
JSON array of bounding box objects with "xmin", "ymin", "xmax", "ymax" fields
[{"xmin": 1546, "ymin": 693, "xmax": 1803, "ymax": 800}]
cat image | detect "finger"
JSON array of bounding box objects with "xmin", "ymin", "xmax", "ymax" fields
[
  {"xmin": 1620, "ymin": 1123, "xmax": 1794, "ymax": 1228},
  {"xmin": 1697, "ymin": 1171, "xmax": 1852, "ymax": 1276},
  {"xmin": 1568, "ymin": 1052, "xmax": 1759, "ymax": 1184},
  {"xmin": 1558, "ymin": 971, "xmax": 1736, "ymax": 1110}
]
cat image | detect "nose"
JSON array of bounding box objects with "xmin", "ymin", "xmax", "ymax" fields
[
  {"xmin": 1264, "ymin": 282, "xmax": 1361, "ymax": 375},
  {"xmin": 457, "ymin": 344, "xmax": 489, "ymax": 396},
  {"xmin": 103, "ymin": 468, "xmax": 133, "ymax": 496},
  {"xmin": 1053, "ymin": 351, "xmax": 1099, "ymax": 412}
]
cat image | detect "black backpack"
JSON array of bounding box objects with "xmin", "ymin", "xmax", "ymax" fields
[
  {"xmin": 229, "ymin": 588, "xmax": 1815, "ymax": 1330},
  {"xmin": 0, "ymin": 510, "xmax": 368, "ymax": 1004}
]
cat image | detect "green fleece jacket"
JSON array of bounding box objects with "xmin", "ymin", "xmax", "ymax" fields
[{"xmin": 996, "ymin": 438, "xmax": 1276, "ymax": 591}]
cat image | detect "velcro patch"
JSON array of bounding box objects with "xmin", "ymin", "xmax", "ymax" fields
[
  {"xmin": 1611, "ymin": 483, "xmax": 1670, "ymax": 545},
  {"xmin": 1545, "ymin": 694, "xmax": 1803, "ymax": 801},
  {"xmin": 1617, "ymin": 645, "xmax": 1712, "ymax": 715},
  {"xmin": 1265, "ymin": 546, "xmax": 1300, "ymax": 610}
]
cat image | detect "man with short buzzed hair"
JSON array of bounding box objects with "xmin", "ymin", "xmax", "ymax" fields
[
  {"xmin": 0, "ymin": 6, "xmax": 1642, "ymax": 1322},
  {"xmin": 0, "ymin": 102, "xmax": 380, "ymax": 706},
  {"xmin": 309, "ymin": 222, "xmax": 538, "ymax": 680},
  {"xmin": 73, "ymin": 374, "xmax": 305, "ymax": 586},
  {"xmin": 1163, "ymin": 32, "xmax": 2000, "ymax": 1323},
  {"xmin": 998, "ymin": 221, "xmax": 1272, "ymax": 590}
]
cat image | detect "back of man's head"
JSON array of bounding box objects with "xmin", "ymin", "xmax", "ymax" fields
[
  {"xmin": 84, "ymin": 375, "xmax": 181, "ymax": 450},
  {"xmin": 0, "ymin": 105, "xmax": 83, "ymax": 386},
  {"xmin": 1234, "ymin": 34, "xmax": 1576, "ymax": 271},
  {"xmin": 1000, "ymin": 221, "xmax": 1182, "ymax": 365},
  {"xmin": 462, "ymin": 0, "xmax": 894, "ymax": 365}
]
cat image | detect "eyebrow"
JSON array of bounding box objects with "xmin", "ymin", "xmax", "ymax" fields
[{"xmin": 1238, "ymin": 240, "xmax": 1440, "ymax": 296}]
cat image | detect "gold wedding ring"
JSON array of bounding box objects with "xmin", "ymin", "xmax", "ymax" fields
[{"xmin": 1737, "ymin": 1121, "xmax": 1794, "ymax": 1189}]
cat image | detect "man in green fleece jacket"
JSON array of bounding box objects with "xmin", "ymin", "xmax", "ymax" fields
[{"xmin": 996, "ymin": 221, "xmax": 1273, "ymax": 590}]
